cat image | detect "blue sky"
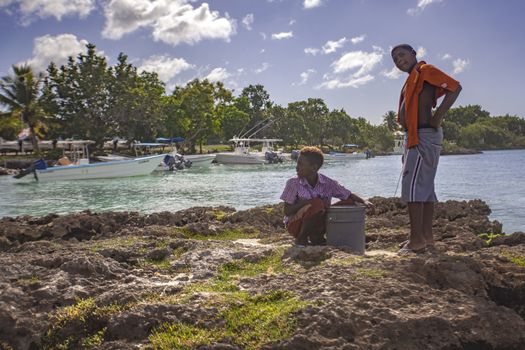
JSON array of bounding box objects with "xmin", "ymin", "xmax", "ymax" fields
[{"xmin": 1, "ymin": 0, "xmax": 524, "ymax": 124}]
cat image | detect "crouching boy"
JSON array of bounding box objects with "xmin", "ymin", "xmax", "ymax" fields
[{"xmin": 280, "ymin": 146, "xmax": 372, "ymax": 246}]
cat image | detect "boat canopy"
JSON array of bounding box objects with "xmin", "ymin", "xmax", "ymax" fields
[
  {"xmin": 156, "ymin": 137, "xmax": 185, "ymax": 143},
  {"xmin": 228, "ymin": 138, "xmax": 282, "ymax": 143},
  {"xmin": 133, "ymin": 142, "xmax": 165, "ymax": 147}
]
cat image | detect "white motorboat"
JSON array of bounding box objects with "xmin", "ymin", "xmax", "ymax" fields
[
  {"xmin": 14, "ymin": 141, "xmax": 165, "ymax": 182},
  {"xmin": 392, "ymin": 131, "xmax": 405, "ymax": 155},
  {"xmin": 325, "ymin": 151, "xmax": 368, "ymax": 160},
  {"xmin": 215, "ymin": 138, "xmax": 284, "ymax": 165},
  {"xmin": 128, "ymin": 142, "xmax": 215, "ymax": 171}
]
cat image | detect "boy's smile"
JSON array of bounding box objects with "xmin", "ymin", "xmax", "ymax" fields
[{"xmin": 392, "ymin": 47, "xmax": 417, "ymax": 73}]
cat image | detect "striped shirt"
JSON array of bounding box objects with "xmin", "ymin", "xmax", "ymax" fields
[{"xmin": 280, "ymin": 173, "xmax": 351, "ymax": 207}]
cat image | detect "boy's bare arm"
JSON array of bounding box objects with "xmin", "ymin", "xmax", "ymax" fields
[
  {"xmin": 347, "ymin": 193, "xmax": 374, "ymax": 209},
  {"xmin": 430, "ymin": 84, "xmax": 462, "ymax": 128},
  {"xmin": 284, "ymin": 199, "xmax": 311, "ymax": 216}
]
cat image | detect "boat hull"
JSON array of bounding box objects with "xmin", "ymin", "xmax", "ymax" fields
[
  {"xmin": 184, "ymin": 154, "xmax": 216, "ymax": 167},
  {"xmin": 19, "ymin": 154, "xmax": 165, "ymax": 182},
  {"xmin": 326, "ymin": 152, "xmax": 368, "ymax": 160},
  {"xmin": 214, "ymin": 152, "xmax": 266, "ymax": 165}
]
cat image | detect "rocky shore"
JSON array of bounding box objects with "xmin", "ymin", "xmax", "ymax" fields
[{"xmin": 1, "ymin": 198, "xmax": 524, "ymax": 350}]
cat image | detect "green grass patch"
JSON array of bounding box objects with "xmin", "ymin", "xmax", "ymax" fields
[
  {"xmin": 357, "ymin": 268, "xmax": 388, "ymax": 279},
  {"xmin": 87, "ymin": 236, "xmax": 144, "ymax": 253},
  {"xmin": 42, "ymin": 298, "xmax": 127, "ymax": 349},
  {"xmin": 149, "ymin": 290, "xmax": 308, "ymax": 350},
  {"xmin": 478, "ymin": 232, "xmax": 505, "ymax": 246},
  {"xmin": 218, "ymin": 249, "xmax": 287, "ymax": 280},
  {"xmin": 18, "ymin": 275, "xmax": 40, "ymax": 286},
  {"xmin": 172, "ymin": 247, "xmax": 188, "ymax": 259},
  {"xmin": 138, "ymin": 258, "xmax": 172, "ymax": 270},
  {"xmin": 81, "ymin": 328, "xmax": 106, "ymax": 348},
  {"xmin": 503, "ymin": 252, "xmax": 525, "ymax": 267},
  {"xmin": 211, "ymin": 209, "xmax": 229, "ymax": 221},
  {"xmin": 324, "ymin": 256, "xmax": 364, "ymax": 267},
  {"xmin": 177, "ymin": 227, "xmax": 259, "ymax": 241}
]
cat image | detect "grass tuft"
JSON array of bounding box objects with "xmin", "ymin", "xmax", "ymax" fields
[
  {"xmin": 357, "ymin": 268, "xmax": 388, "ymax": 279},
  {"xmin": 149, "ymin": 290, "xmax": 307, "ymax": 350}
]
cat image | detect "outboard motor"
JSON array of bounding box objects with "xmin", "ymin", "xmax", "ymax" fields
[
  {"xmin": 265, "ymin": 151, "xmax": 283, "ymax": 164},
  {"xmin": 290, "ymin": 150, "xmax": 300, "ymax": 161},
  {"xmin": 183, "ymin": 159, "xmax": 192, "ymax": 168},
  {"xmin": 163, "ymin": 154, "xmax": 177, "ymax": 171}
]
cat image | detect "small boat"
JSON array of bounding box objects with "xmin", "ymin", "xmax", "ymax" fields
[
  {"xmin": 392, "ymin": 131, "xmax": 405, "ymax": 155},
  {"xmin": 128, "ymin": 142, "xmax": 215, "ymax": 171},
  {"xmin": 13, "ymin": 141, "xmax": 165, "ymax": 182},
  {"xmin": 326, "ymin": 151, "xmax": 368, "ymax": 160},
  {"xmin": 215, "ymin": 138, "xmax": 284, "ymax": 165}
]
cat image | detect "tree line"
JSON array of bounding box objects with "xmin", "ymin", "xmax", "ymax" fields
[{"xmin": 1, "ymin": 44, "xmax": 524, "ymax": 154}]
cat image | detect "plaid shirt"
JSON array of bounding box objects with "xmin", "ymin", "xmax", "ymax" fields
[{"xmin": 280, "ymin": 173, "xmax": 351, "ymax": 208}]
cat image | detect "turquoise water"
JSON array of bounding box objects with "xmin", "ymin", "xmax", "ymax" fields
[{"xmin": 0, "ymin": 150, "xmax": 523, "ymax": 233}]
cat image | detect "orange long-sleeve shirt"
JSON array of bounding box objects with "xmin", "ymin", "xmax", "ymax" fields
[{"xmin": 398, "ymin": 61, "xmax": 460, "ymax": 148}]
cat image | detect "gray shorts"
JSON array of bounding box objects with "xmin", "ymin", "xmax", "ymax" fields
[{"xmin": 401, "ymin": 128, "xmax": 443, "ymax": 203}]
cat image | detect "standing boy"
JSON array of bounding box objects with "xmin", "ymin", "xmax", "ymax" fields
[
  {"xmin": 280, "ymin": 146, "xmax": 372, "ymax": 246},
  {"xmin": 392, "ymin": 44, "xmax": 462, "ymax": 254}
]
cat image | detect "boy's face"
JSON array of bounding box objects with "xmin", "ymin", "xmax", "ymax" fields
[
  {"xmin": 392, "ymin": 48, "xmax": 417, "ymax": 73},
  {"xmin": 296, "ymin": 155, "xmax": 318, "ymax": 178}
]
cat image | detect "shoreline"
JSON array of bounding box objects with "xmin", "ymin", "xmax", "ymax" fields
[{"xmin": 1, "ymin": 197, "xmax": 525, "ymax": 349}]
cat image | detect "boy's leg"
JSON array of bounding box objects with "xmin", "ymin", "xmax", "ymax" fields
[
  {"xmin": 422, "ymin": 202, "xmax": 435, "ymax": 247},
  {"xmin": 288, "ymin": 198, "xmax": 326, "ymax": 245},
  {"xmin": 407, "ymin": 202, "xmax": 426, "ymax": 250},
  {"xmin": 304, "ymin": 212, "xmax": 327, "ymax": 245}
]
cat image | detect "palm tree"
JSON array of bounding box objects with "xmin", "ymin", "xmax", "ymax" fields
[{"xmin": 0, "ymin": 65, "xmax": 44, "ymax": 152}]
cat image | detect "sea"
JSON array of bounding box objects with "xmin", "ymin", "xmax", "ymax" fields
[{"xmin": 0, "ymin": 150, "xmax": 523, "ymax": 233}]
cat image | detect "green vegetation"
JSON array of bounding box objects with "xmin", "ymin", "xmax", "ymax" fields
[
  {"xmin": 479, "ymin": 232, "xmax": 505, "ymax": 246},
  {"xmin": 42, "ymin": 298, "xmax": 126, "ymax": 349},
  {"xmin": 324, "ymin": 256, "xmax": 364, "ymax": 266},
  {"xmin": 149, "ymin": 290, "xmax": 308, "ymax": 350},
  {"xmin": 2, "ymin": 44, "xmax": 522, "ymax": 155},
  {"xmin": 87, "ymin": 236, "xmax": 145, "ymax": 252},
  {"xmin": 503, "ymin": 252, "xmax": 525, "ymax": 267},
  {"xmin": 177, "ymin": 227, "xmax": 259, "ymax": 241},
  {"xmin": 357, "ymin": 268, "xmax": 388, "ymax": 279},
  {"xmin": 218, "ymin": 249, "xmax": 287, "ymax": 278},
  {"xmin": 18, "ymin": 274, "xmax": 40, "ymax": 286}
]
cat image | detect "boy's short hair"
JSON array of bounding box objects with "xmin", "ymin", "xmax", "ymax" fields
[
  {"xmin": 300, "ymin": 146, "xmax": 324, "ymax": 169},
  {"xmin": 391, "ymin": 44, "xmax": 416, "ymax": 57}
]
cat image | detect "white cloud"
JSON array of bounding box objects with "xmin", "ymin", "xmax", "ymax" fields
[
  {"xmin": 205, "ymin": 67, "xmax": 231, "ymax": 82},
  {"xmin": 0, "ymin": 0, "xmax": 95, "ymax": 24},
  {"xmin": 102, "ymin": 0, "xmax": 235, "ymax": 47},
  {"xmin": 242, "ymin": 13, "xmax": 254, "ymax": 30},
  {"xmin": 22, "ymin": 34, "xmax": 89, "ymax": 73},
  {"xmin": 139, "ymin": 55, "xmax": 193, "ymax": 82},
  {"xmin": 452, "ymin": 58, "xmax": 469, "ymax": 74},
  {"xmin": 416, "ymin": 46, "xmax": 427, "ymax": 58},
  {"xmin": 318, "ymin": 48, "xmax": 383, "ymax": 89},
  {"xmin": 382, "ymin": 66, "xmax": 403, "ymax": 80},
  {"xmin": 260, "ymin": 32, "xmax": 267, "ymax": 40},
  {"xmin": 289, "ymin": 19, "xmax": 296, "ymax": 25},
  {"xmin": 304, "ymin": 0, "xmax": 323, "ymax": 9},
  {"xmin": 331, "ymin": 49, "xmax": 384, "ymax": 77},
  {"xmin": 318, "ymin": 75, "xmax": 374, "ymax": 89},
  {"xmin": 293, "ymin": 69, "xmax": 316, "ymax": 85},
  {"xmin": 442, "ymin": 53, "xmax": 451, "ymax": 60},
  {"xmin": 304, "ymin": 47, "xmax": 319, "ymax": 55},
  {"xmin": 407, "ymin": 0, "xmax": 442, "ymax": 16},
  {"xmin": 322, "ymin": 37, "xmax": 347, "ymax": 54},
  {"xmin": 350, "ymin": 35, "xmax": 366, "ymax": 44},
  {"xmin": 254, "ymin": 62, "xmax": 270, "ymax": 74},
  {"xmin": 271, "ymin": 31, "xmax": 293, "ymax": 40}
]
